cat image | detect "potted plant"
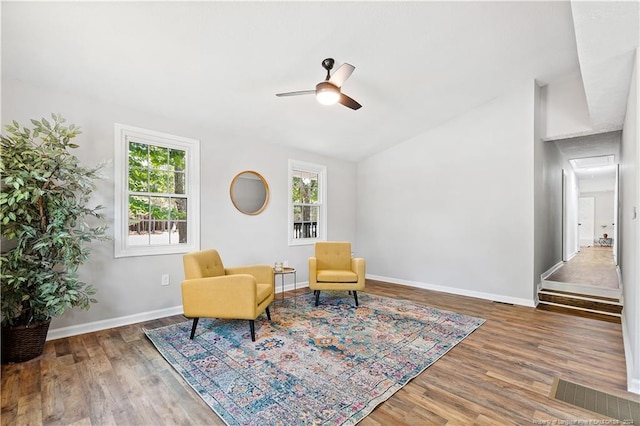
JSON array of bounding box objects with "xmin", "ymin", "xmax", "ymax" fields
[
  {"xmin": 0, "ymin": 114, "xmax": 108, "ymax": 363},
  {"xmin": 601, "ymin": 224, "xmax": 608, "ymax": 239}
]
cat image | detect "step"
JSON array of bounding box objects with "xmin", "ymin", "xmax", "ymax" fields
[
  {"xmin": 538, "ymin": 290, "xmax": 622, "ymax": 314},
  {"xmin": 538, "ymin": 288, "xmax": 620, "ymax": 302},
  {"xmin": 536, "ymin": 302, "xmax": 621, "ymax": 324}
]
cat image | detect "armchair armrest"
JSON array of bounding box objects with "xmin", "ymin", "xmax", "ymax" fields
[
  {"xmin": 225, "ymin": 264, "xmax": 274, "ymax": 285},
  {"xmin": 181, "ymin": 274, "xmax": 258, "ymax": 319},
  {"xmin": 309, "ymin": 257, "xmax": 318, "ymax": 286},
  {"xmin": 351, "ymin": 258, "xmax": 365, "ymax": 278}
]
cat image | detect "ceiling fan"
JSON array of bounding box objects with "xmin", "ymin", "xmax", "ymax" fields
[{"xmin": 276, "ymin": 58, "xmax": 362, "ymax": 110}]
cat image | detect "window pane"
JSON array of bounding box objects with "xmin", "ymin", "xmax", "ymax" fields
[
  {"xmin": 171, "ymin": 197, "xmax": 188, "ymax": 220},
  {"xmin": 149, "ymin": 170, "xmax": 172, "ymax": 193},
  {"xmin": 292, "ymin": 176, "xmax": 302, "ymax": 203},
  {"xmin": 301, "ymin": 205, "xmax": 313, "ymax": 222},
  {"xmin": 149, "ymin": 220, "xmax": 170, "ymax": 244},
  {"xmin": 169, "ymin": 171, "xmax": 186, "ymax": 195},
  {"xmin": 128, "ymin": 167, "xmax": 149, "ymax": 192},
  {"xmin": 128, "ymin": 142, "xmax": 148, "ymax": 167},
  {"xmin": 128, "ymin": 228, "xmax": 150, "ymax": 246},
  {"xmin": 170, "ymin": 221, "xmax": 187, "ymax": 244},
  {"xmin": 298, "ymin": 171, "xmax": 318, "ymax": 203},
  {"xmin": 150, "ymin": 196, "xmax": 170, "ymax": 220},
  {"xmin": 149, "ymin": 145, "xmax": 169, "ymax": 170},
  {"xmin": 129, "ymin": 195, "xmax": 150, "ymax": 220},
  {"xmin": 169, "ymin": 148, "xmax": 186, "ymax": 170},
  {"xmin": 128, "ymin": 195, "xmax": 150, "ymax": 246},
  {"xmin": 293, "ymin": 205, "xmax": 302, "ymax": 222}
]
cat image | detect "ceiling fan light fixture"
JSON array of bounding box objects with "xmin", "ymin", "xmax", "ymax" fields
[{"xmin": 315, "ymin": 82, "xmax": 340, "ymax": 105}]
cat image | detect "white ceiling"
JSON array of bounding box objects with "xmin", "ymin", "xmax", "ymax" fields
[
  {"xmin": 571, "ymin": 1, "xmax": 639, "ymax": 130},
  {"xmin": 554, "ymin": 131, "xmax": 621, "ymax": 192},
  {"xmin": 1, "ymin": 1, "xmax": 638, "ymax": 162}
]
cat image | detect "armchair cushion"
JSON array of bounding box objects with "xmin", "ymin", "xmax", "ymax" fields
[
  {"xmin": 315, "ymin": 242, "xmax": 352, "ymax": 271},
  {"xmin": 183, "ymin": 249, "xmax": 225, "ymax": 278},
  {"xmin": 317, "ymin": 270, "xmax": 358, "ymax": 283}
]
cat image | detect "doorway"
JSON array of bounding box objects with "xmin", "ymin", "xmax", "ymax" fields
[
  {"xmin": 578, "ymin": 196, "xmax": 595, "ymax": 248},
  {"xmin": 549, "ymin": 132, "xmax": 622, "ymax": 297}
]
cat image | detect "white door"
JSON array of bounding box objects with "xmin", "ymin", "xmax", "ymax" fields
[{"xmin": 579, "ymin": 197, "xmax": 595, "ymax": 247}]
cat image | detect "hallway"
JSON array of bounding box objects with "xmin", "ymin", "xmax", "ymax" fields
[{"xmin": 546, "ymin": 246, "xmax": 619, "ymax": 289}]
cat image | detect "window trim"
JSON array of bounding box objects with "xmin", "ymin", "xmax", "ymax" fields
[
  {"xmin": 114, "ymin": 124, "xmax": 200, "ymax": 258},
  {"xmin": 288, "ymin": 159, "xmax": 327, "ymax": 246}
]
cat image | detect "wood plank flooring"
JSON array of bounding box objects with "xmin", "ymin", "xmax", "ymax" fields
[
  {"xmin": 2, "ymin": 279, "xmax": 637, "ymax": 425},
  {"xmin": 546, "ymin": 246, "xmax": 619, "ymax": 289}
]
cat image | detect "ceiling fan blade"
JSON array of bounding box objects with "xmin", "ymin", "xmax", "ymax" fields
[
  {"xmin": 328, "ymin": 63, "xmax": 355, "ymax": 87},
  {"xmin": 275, "ymin": 90, "xmax": 315, "ymax": 97},
  {"xmin": 338, "ymin": 93, "xmax": 362, "ymax": 110}
]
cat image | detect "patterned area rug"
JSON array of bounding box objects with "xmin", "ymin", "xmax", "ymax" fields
[{"xmin": 144, "ymin": 292, "xmax": 484, "ymax": 425}]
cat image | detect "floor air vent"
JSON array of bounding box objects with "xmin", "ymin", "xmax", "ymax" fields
[{"xmin": 550, "ymin": 377, "xmax": 639, "ymax": 422}]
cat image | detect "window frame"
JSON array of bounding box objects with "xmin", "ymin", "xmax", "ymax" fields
[
  {"xmin": 114, "ymin": 124, "xmax": 200, "ymax": 258},
  {"xmin": 288, "ymin": 159, "xmax": 327, "ymax": 246}
]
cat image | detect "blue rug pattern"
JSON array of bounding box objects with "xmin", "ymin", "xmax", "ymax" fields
[{"xmin": 144, "ymin": 292, "xmax": 484, "ymax": 425}]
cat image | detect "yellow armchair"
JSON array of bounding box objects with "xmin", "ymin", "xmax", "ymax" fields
[
  {"xmin": 309, "ymin": 241, "xmax": 366, "ymax": 306},
  {"xmin": 182, "ymin": 249, "xmax": 274, "ymax": 341}
]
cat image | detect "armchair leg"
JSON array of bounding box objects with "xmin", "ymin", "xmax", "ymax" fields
[
  {"xmin": 353, "ymin": 291, "xmax": 359, "ymax": 307},
  {"xmin": 190, "ymin": 318, "xmax": 199, "ymax": 340},
  {"xmin": 265, "ymin": 306, "xmax": 271, "ymax": 321},
  {"xmin": 315, "ymin": 290, "xmax": 321, "ymax": 306},
  {"xmin": 249, "ymin": 320, "xmax": 256, "ymax": 342}
]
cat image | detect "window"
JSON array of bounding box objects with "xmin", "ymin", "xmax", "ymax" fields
[
  {"xmin": 114, "ymin": 124, "xmax": 200, "ymax": 257},
  {"xmin": 288, "ymin": 160, "xmax": 327, "ymax": 245}
]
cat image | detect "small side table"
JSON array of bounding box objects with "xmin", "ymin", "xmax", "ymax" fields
[
  {"xmin": 274, "ymin": 267, "xmax": 296, "ymax": 299},
  {"xmin": 599, "ymin": 237, "xmax": 613, "ymax": 247}
]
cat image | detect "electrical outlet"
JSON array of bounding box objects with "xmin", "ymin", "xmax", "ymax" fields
[{"xmin": 161, "ymin": 274, "xmax": 170, "ymax": 286}]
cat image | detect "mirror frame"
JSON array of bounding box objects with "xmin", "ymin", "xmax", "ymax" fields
[{"xmin": 229, "ymin": 170, "xmax": 270, "ymax": 215}]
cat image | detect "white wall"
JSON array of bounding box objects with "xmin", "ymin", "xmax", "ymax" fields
[
  {"xmin": 581, "ymin": 191, "xmax": 615, "ymax": 242},
  {"xmin": 1, "ymin": 79, "xmax": 358, "ymax": 335},
  {"xmin": 620, "ymin": 50, "xmax": 639, "ymax": 394},
  {"xmin": 358, "ymin": 80, "xmax": 536, "ymax": 305},
  {"xmin": 541, "ymin": 69, "xmax": 593, "ymax": 140}
]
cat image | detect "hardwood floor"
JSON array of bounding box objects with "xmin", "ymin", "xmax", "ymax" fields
[
  {"xmin": 2, "ymin": 279, "xmax": 637, "ymax": 425},
  {"xmin": 546, "ymin": 246, "xmax": 619, "ymax": 289}
]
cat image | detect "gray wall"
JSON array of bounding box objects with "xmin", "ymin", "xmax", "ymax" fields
[
  {"xmin": 534, "ymin": 82, "xmax": 565, "ymax": 285},
  {"xmin": 620, "ymin": 52, "xmax": 639, "ymax": 394},
  {"xmin": 2, "ymin": 79, "xmax": 359, "ymax": 334},
  {"xmin": 357, "ymin": 80, "xmax": 537, "ymax": 305}
]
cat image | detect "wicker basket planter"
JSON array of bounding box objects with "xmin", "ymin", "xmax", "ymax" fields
[{"xmin": 1, "ymin": 318, "xmax": 51, "ymax": 364}]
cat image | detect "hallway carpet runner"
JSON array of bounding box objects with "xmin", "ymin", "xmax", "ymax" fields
[{"xmin": 145, "ymin": 292, "xmax": 484, "ymax": 425}]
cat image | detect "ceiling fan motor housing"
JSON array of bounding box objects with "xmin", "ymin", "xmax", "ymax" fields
[{"xmin": 316, "ymin": 81, "xmax": 340, "ymax": 105}]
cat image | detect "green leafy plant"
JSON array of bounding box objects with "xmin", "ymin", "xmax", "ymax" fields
[{"xmin": 0, "ymin": 114, "xmax": 108, "ymax": 327}]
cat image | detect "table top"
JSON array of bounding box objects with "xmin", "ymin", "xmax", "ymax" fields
[{"xmin": 274, "ymin": 267, "xmax": 296, "ymax": 273}]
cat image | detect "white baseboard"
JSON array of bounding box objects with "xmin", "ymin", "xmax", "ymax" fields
[
  {"xmin": 47, "ymin": 282, "xmax": 312, "ymax": 341},
  {"xmin": 621, "ymin": 311, "xmax": 640, "ymax": 395},
  {"xmin": 366, "ymin": 274, "xmax": 536, "ymax": 307},
  {"xmin": 541, "ymin": 261, "xmax": 564, "ymax": 281},
  {"xmin": 47, "ymin": 305, "xmax": 185, "ymax": 341},
  {"xmin": 275, "ymin": 281, "xmax": 309, "ymax": 294}
]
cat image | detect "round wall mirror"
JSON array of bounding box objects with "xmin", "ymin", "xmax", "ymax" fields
[{"xmin": 230, "ymin": 170, "xmax": 270, "ymax": 215}]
